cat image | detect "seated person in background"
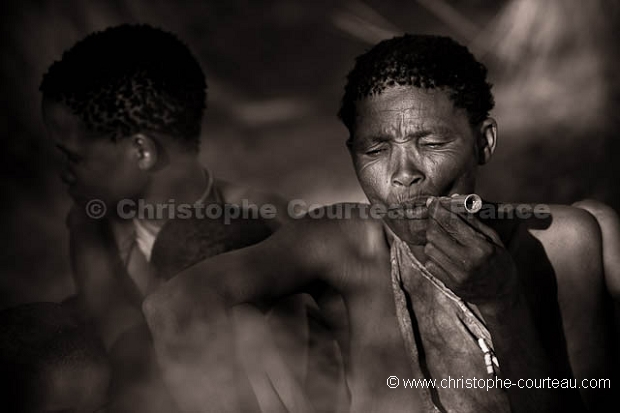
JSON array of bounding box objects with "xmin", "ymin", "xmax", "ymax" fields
[
  {"xmin": 143, "ymin": 34, "xmax": 616, "ymax": 413},
  {"xmin": 40, "ymin": 24, "xmax": 340, "ymax": 412},
  {"xmin": 40, "ymin": 23, "xmax": 290, "ymax": 350},
  {"xmin": 152, "ymin": 212, "xmax": 346, "ymax": 413},
  {"xmin": 0, "ymin": 302, "xmax": 110, "ymax": 413}
]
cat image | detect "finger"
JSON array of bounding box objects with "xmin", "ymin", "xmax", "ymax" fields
[
  {"xmin": 427, "ymin": 201, "xmax": 500, "ymax": 274},
  {"xmin": 430, "ymin": 197, "xmax": 502, "ymax": 246},
  {"xmin": 428, "ymin": 210, "xmax": 499, "ymax": 268},
  {"xmin": 423, "ymin": 251, "xmax": 458, "ymax": 291},
  {"xmin": 425, "ymin": 219, "xmax": 469, "ymax": 262},
  {"xmin": 423, "ymin": 240, "xmax": 466, "ymax": 286},
  {"xmin": 428, "ymin": 198, "xmax": 482, "ymax": 245},
  {"xmin": 443, "ymin": 196, "xmax": 503, "ymax": 245},
  {"xmin": 461, "ymin": 213, "xmax": 503, "ymax": 246}
]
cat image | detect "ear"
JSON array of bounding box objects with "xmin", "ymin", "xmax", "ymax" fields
[
  {"xmin": 475, "ymin": 118, "xmax": 497, "ymax": 165},
  {"xmin": 131, "ymin": 134, "xmax": 158, "ymax": 170}
]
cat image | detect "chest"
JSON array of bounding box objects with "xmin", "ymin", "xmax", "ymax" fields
[
  {"xmin": 336, "ymin": 242, "xmax": 510, "ymax": 412},
  {"xmin": 336, "ymin": 258, "xmax": 422, "ymax": 410}
]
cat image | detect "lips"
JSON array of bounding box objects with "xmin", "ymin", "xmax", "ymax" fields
[
  {"xmin": 387, "ymin": 195, "xmax": 431, "ymax": 209},
  {"xmin": 387, "ymin": 205, "xmax": 429, "ymax": 220},
  {"xmin": 383, "ymin": 195, "xmax": 431, "ymax": 220}
]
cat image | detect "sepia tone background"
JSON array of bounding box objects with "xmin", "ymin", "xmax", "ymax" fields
[{"xmin": 1, "ymin": 0, "xmax": 619, "ymax": 308}]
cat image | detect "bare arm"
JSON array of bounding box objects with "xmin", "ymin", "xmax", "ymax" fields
[
  {"xmin": 142, "ymin": 216, "xmax": 336, "ymax": 413},
  {"xmin": 67, "ymin": 206, "xmax": 142, "ymax": 349}
]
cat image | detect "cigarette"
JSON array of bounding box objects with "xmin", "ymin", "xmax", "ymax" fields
[{"xmin": 425, "ymin": 193, "xmax": 483, "ymax": 213}]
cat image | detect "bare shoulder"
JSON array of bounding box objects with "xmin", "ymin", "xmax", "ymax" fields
[
  {"xmin": 215, "ymin": 178, "xmax": 291, "ymax": 228},
  {"xmin": 572, "ymin": 199, "xmax": 620, "ymax": 224},
  {"xmin": 571, "ymin": 200, "xmax": 620, "ymax": 252},
  {"xmin": 143, "ymin": 203, "xmax": 386, "ymax": 316},
  {"xmin": 280, "ymin": 203, "xmax": 389, "ymax": 287},
  {"xmin": 215, "ymin": 178, "xmax": 288, "ymax": 206},
  {"xmin": 297, "ymin": 203, "xmax": 387, "ymax": 254},
  {"xmin": 532, "ymin": 204, "xmax": 601, "ymax": 239},
  {"xmin": 529, "ymin": 204, "xmax": 602, "ymax": 258},
  {"xmin": 527, "ymin": 204, "xmax": 602, "ymax": 280},
  {"xmin": 572, "ymin": 199, "xmax": 620, "ymax": 297},
  {"xmin": 313, "ymin": 203, "xmax": 388, "ymax": 258}
]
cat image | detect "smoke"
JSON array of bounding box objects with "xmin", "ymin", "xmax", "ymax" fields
[{"xmin": 1, "ymin": 0, "xmax": 618, "ymax": 410}]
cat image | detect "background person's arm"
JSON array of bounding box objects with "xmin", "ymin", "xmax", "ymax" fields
[
  {"xmin": 67, "ymin": 206, "xmax": 143, "ymax": 350},
  {"xmin": 142, "ymin": 216, "xmax": 335, "ymax": 413}
]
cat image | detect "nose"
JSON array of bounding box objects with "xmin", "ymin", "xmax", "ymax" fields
[{"xmin": 391, "ymin": 148, "xmax": 424, "ymax": 187}]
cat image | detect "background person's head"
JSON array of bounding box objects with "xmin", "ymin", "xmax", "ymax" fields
[
  {"xmin": 339, "ymin": 34, "xmax": 498, "ymax": 244},
  {"xmin": 40, "ymin": 24, "xmax": 207, "ymax": 207},
  {"xmin": 0, "ymin": 302, "xmax": 110, "ymax": 413}
]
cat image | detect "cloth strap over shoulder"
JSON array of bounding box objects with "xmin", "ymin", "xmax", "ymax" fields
[{"xmin": 385, "ymin": 225, "xmax": 509, "ymax": 413}]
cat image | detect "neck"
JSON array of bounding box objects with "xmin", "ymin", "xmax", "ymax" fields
[{"xmin": 140, "ymin": 156, "xmax": 208, "ymax": 224}]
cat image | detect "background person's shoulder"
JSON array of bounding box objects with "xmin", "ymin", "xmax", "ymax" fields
[
  {"xmin": 572, "ymin": 199, "xmax": 620, "ymax": 230},
  {"xmin": 214, "ymin": 178, "xmax": 290, "ymax": 227},
  {"xmin": 573, "ymin": 199, "xmax": 620, "ymax": 298},
  {"xmin": 215, "ymin": 179, "xmax": 287, "ymax": 206},
  {"xmin": 532, "ymin": 204, "xmax": 601, "ymax": 245},
  {"xmin": 529, "ymin": 204, "xmax": 603, "ymax": 271}
]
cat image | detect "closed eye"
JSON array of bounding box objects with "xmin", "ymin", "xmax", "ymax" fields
[
  {"xmin": 420, "ymin": 140, "xmax": 451, "ymax": 149},
  {"xmin": 365, "ymin": 148, "xmax": 384, "ymax": 156}
]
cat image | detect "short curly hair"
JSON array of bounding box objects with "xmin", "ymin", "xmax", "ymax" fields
[
  {"xmin": 40, "ymin": 24, "xmax": 207, "ymax": 151},
  {"xmin": 338, "ymin": 34, "xmax": 494, "ymax": 134}
]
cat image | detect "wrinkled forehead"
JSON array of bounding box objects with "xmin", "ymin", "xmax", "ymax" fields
[{"xmin": 352, "ymin": 86, "xmax": 467, "ymax": 139}]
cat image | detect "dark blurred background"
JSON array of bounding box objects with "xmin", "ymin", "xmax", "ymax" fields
[{"xmin": 1, "ymin": 0, "xmax": 619, "ymax": 308}]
